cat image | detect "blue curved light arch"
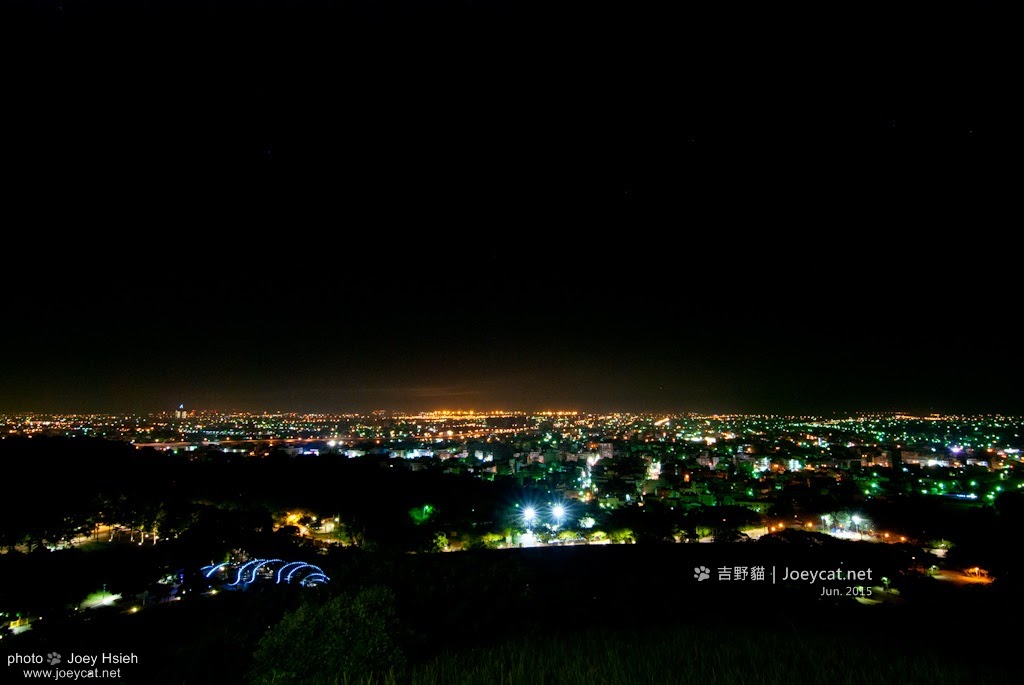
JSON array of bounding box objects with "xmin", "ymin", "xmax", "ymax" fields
[
  {"xmin": 302, "ymin": 573, "xmax": 330, "ymax": 586},
  {"xmin": 203, "ymin": 562, "xmax": 229, "ymax": 578},
  {"xmin": 284, "ymin": 563, "xmax": 314, "ymax": 582},
  {"xmin": 286, "ymin": 563, "xmax": 324, "ymax": 583},
  {"xmin": 247, "ymin": 559, "xmax": 283, "ymax": 584},
  {"xmin": 276, "ymin": 562, "xmax": 305, "ymax": 584},
  {"xmin": 230, "ymin": 559, "xmax": 263, "ymax": 586}
]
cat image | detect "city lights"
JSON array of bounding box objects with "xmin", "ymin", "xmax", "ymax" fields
[{"xmin": 4, "ymin": 409, "xmax": 1020, "ymax": 625}]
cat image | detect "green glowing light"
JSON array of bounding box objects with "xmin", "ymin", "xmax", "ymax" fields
[{"xmin": 409, "ymin": 504, "xmax": 436, "ymax": 525}]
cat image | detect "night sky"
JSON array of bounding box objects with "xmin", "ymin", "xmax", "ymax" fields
[{"xmin": 2, "ymin": 1, "xmax": 1018, "ymax": 414}]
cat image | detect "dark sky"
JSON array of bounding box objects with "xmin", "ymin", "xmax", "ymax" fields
[{"xmin": 2, "ymin": 1, "xmax": 1018, "ymax": 414}]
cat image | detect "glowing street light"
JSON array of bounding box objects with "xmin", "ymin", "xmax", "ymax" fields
[
  {"xmin": 552, "ymin": 504, "xmax": 565, "ymax": 521},
  {"xmin": 523, "ymin": 507, "xmax": 536, "ymax": 526}
]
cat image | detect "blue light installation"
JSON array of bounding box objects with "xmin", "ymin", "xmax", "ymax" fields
[
  {"xmin": 247, "ymin": 559, "xmax": 283, "ymax": 584},
  {"xmin": 230, "ymin": 559, "xmax": 264, "ymax": 586},
  {"xmin": 203, "ymin": 562, "xmax": 229, "ymax": 578},
  {"xmin": 286, "ymin": 563, "xmax": 324, "ymax": 583},
  {"xmin": 275, "ymin": 561, "xmax": 305, "ymax": 584}
]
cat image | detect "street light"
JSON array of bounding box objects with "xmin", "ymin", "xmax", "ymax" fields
[
  {"xmin": 523, "ymin": 507, "xmax": 536, "ymax": 527},
  {"xmin": 852, "ymin": 515, "xmax": 862, "ymax": 538},
  {"xmin": 552, "ymin": 504, "xmax": 565, "ymax": 521}
]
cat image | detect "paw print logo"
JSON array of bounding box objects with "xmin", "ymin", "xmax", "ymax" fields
[
  {"xmin": 46, "ymin": 653, "xmax": 62, "ymax": 666},
  {"xmin": 694, "ymin": 566, "xmax": 710, "ymax": 582}
]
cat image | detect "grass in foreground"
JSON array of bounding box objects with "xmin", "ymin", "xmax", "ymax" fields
[{"xmin": 275, "ymin": 624, "xmax": 1009, "ymax": 685}]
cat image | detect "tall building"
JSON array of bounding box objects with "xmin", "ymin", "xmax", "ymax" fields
[{"xmin": 174, "ymin": 404, "xmax": 185, "ymax": 419}]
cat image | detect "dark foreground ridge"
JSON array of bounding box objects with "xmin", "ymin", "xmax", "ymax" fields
[{"xmin": 3, "ymin": 544, "xmax": 1019, "ymax": 684}]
